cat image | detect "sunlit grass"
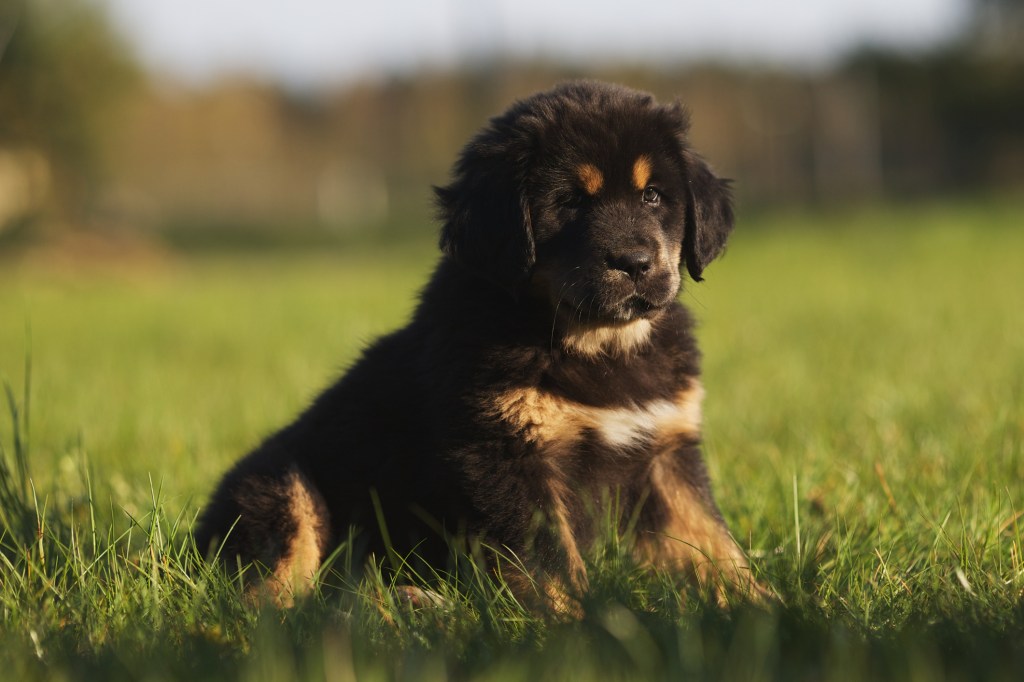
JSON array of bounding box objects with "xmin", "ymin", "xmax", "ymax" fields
[{"xmin": 1, "ymin": 198, "xmax": 1023, "ymax": 679}]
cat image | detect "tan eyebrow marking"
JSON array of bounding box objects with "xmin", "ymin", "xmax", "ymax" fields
[
  {"xmin": 576, "ymin": 163, "xmax": 604, "ymax": 195},
  {"xmin": 632, "ymin": 155, "xmax": 652, "ymax": 190}
]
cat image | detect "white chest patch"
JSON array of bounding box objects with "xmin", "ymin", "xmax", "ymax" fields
[
  {"xmin": 491, "ymin": 382, "xmax": 704, "ymax": 451},
  {"xmin": 595, "ymin": 398, "xmax": 690, "ymax": 448}
]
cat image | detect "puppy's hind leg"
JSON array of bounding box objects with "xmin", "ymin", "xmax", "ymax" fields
[{"xmin": 195, "ymin": 463, "xmax": 332, "ymax": 607}]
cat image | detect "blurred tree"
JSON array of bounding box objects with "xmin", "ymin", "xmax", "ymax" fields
[
  {"xmin": 971, "ymin": 0, "xmax": 1024, "ymax": 59},
  {"xmin": 0, "ymin": 0, "xmax": 139, "ymax": 232}
]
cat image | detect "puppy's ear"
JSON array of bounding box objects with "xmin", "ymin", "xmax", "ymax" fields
[
  {"xmin": 681, "ymin": 152, "xmax": 734, "ymax": 282},
  {"xmin": 435, "ymin": 129, "xmax": 535, "ymax": 295}
]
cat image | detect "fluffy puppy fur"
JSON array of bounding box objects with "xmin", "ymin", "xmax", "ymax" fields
[{"xmin": 195, "ymin": 81, "xmax": 764, "ymax": 609}]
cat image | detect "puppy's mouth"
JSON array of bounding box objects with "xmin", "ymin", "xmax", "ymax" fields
[
  {"xmin": 602, "ymin": 262, "xmax": 681, "ymax": 322},
  {"xmin": 610, "ymin": 291, "xmax": 673, "ymax": 322},
  {"xmin": 538, "ymin": 264, "xmax": 679, "ymax": 326},
  {"xmin": 623, "ymin": 294, "xmax": 659, "ymax": 318}
]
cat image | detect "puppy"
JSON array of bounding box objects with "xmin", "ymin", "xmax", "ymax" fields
[{"xmin": 196, "ymin": 81, "xmax": 763, "ymax": 610}]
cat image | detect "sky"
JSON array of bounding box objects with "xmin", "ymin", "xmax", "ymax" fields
[{"xmin": 98, "ymin": 0, "xmax": 973, "ymax": 87}]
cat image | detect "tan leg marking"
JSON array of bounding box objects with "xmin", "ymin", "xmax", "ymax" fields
[
  {"xmin": 639, "ymin": 458, "xmax": 766, "ymax": 605},
  {"xmin": 534, "ymin": 476, "xmax": 590, "ymax": 617},
  {"xmin": 261, "ymin": 469, "xmax": 330, "ymax": 607},
  {"xmin": 546, "ymin": 478, "xmax": 588, "ymax": 587}
]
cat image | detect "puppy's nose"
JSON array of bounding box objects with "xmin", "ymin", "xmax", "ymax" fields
[{"xmin": 608, "ymin": 250, "xmax": 653, "ymax": 281}]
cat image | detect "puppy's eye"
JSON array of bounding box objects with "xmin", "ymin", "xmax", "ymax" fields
[{"xmin": 642, "ymin": 186, "xmax": 661, "ymax": 205}]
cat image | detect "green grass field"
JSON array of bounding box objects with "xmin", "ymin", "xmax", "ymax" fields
[{"xmin": 1, "ymin": 200, "xmax": 1023, "ymax": 680}]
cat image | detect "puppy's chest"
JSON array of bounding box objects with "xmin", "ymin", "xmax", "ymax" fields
[{"xmin": 489, "ymin": 380, "xmax": 704, "ymax": 456}]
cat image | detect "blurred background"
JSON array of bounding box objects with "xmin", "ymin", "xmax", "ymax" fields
[{"xmin": 1, "ymin": 0, "xmax": 1021, "ymax": 256}]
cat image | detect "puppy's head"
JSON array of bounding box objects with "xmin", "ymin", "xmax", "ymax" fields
[{"xmin": 436, "ymin": 81, "xmax": 733, "ymax": 328}]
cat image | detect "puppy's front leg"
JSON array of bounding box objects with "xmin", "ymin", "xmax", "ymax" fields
[
  {"xmin": 495, "ymin": 478, "xmax": 590, "ymax": 617},
  {"xmin": 638, "ymin": 454, "xmax": 768, "ymax": 605}
]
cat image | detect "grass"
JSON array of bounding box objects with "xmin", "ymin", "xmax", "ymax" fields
[{"xmin": 1, "ymin": 198, "xmax": 1023, "ymax": 679}]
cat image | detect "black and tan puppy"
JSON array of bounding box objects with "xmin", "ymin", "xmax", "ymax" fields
[{"xmin": 196, "ymin": 81, "xmax": 762, "ymax": 609}]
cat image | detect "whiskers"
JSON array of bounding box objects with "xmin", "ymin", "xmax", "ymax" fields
[{"xmin": 548, "ymin": 268, "xmax": 583, "ymax": 352}]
